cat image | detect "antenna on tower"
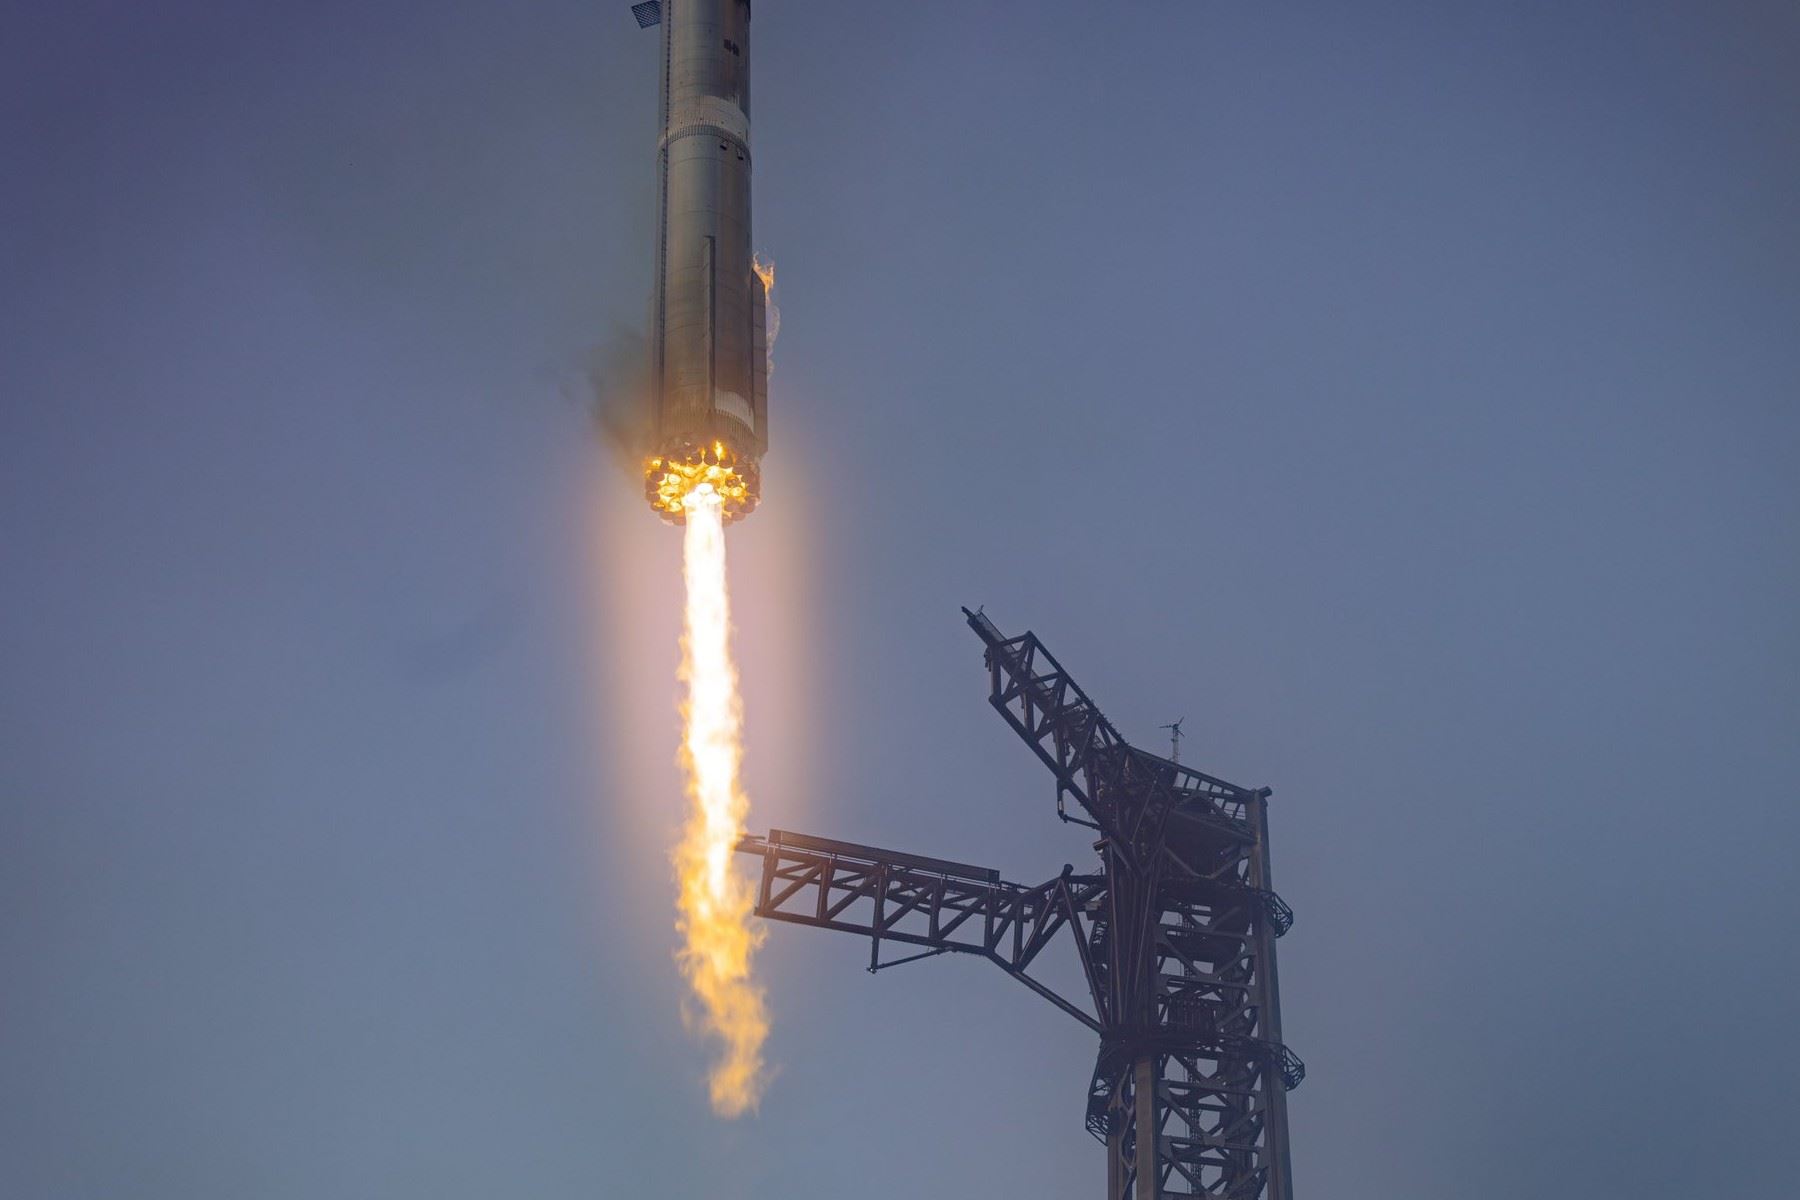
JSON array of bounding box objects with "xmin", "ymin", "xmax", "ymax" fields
[{"xmin": 1159, "ymin": 717, "xmax": 1186, "ymax": 765}]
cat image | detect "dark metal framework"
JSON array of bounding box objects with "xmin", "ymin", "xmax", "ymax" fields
[{"xmin": 737, "ymin": 611, "xmax": 1303, "ymax": 1199}]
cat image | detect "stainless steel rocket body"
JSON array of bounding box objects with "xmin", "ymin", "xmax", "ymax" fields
[{"xmin": 645, "ymin": 0, "xmax": 767, "ymax": 522}]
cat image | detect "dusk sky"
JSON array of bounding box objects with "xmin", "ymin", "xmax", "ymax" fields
[{"xmin": 4, "ymin": 2, "xmax": 1798, "ymax": 1196}]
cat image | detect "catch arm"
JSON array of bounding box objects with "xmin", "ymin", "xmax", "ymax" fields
[{"xmin": 736, "ymin": 829, "xmax": 1108, "ymax": 1031}]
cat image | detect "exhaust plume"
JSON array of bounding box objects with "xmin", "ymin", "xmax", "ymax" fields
[{"xmin": 674, "ymin": 485, "xmax": 768, "ymax": 1114}]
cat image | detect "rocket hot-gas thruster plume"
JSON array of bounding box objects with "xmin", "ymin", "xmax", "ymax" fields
[
  {"xmin": 673, "ymin": 483, "xmax": 766, "ymax": 1115},
  {"xmin": 632, "ymin": 0, "xmax": 772, "ymax": 1116}
]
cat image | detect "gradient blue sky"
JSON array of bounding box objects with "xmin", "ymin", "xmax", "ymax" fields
[{"xmin": 5, "ymin": 2, "xmax": 1798, "ymax": 1196}]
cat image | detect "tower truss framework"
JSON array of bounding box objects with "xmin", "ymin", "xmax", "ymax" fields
[{"xmin": 738, "ymin": 610, "xmax": 1302, "ymax": 1200}]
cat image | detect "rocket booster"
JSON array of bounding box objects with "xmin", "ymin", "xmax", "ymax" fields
[{"xmin": 635, "ymin": 0, "xmax": 768, "ymax": 524}]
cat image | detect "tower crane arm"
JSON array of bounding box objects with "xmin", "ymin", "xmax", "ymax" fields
[
  {"xmin": 962, "ymin": 607, "xmax": 1266, "ymax": 873},
  {"xmin": 736, "ymin": 829, "xmax": 1108, "ymax": 1031}
]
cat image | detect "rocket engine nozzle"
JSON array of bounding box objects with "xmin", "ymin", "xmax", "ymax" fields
[{"xmin": 644, "ymin": 435, "xmax": 761, "ymax": 525}]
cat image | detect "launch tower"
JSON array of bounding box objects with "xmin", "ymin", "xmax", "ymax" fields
[{"xmin": 738, "ymin": 611, "xmax": 1305, "ymax": 1200}]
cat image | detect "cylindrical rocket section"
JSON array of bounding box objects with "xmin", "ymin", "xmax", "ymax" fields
[{"xmin": 644, "ymin": 0, "xmax": 768, "ymax": 524}]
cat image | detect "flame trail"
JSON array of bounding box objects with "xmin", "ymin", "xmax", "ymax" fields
[
  {"xmin": 754, "ymin": 252, "xmax": 779, "ymax": 379},
  {"xmin": 674, "ymin": 485, "xmax": 768, "ymax": 1115}
]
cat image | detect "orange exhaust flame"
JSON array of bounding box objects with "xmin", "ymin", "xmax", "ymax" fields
[
  {"xmin": 754, "ymin": 252, "xmax": 779, "ymax": 378},
  {"xmin": 674, "ymin": 484, "xmax": 768, "ymax": 1115}
]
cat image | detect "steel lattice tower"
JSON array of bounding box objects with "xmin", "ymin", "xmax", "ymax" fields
[{"xmin": 736, "ymin": 610, "xmax": 1304, "ymax": 1199}]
